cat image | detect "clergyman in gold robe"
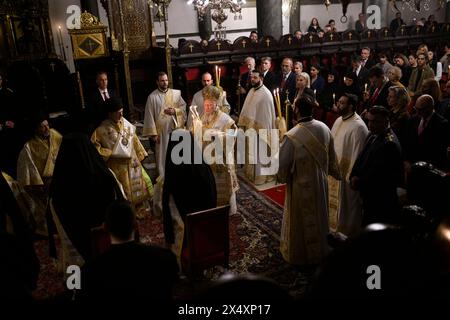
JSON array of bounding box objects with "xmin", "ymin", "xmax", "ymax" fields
[
  {"xmin": 17, "ymin": 115, "xmax": 62, "ymax": 236},
  {"xmin": 91, "ymin": 97, "xmax": 152, "ymax": 219}
]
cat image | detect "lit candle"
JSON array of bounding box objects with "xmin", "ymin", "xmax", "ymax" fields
[
  {"xmin": 215, "ymin": 66, "xmax": 219, "ymax": 86},
  {"xmin": 364, "ymin": 83, "xmax": 368, "ymax": 92},
  {"xmin": 333, "ymin": 93, "xmax": 336, "ymax": 103},
  {"xmin": 218, "ymin": 66, "xmax": 221, "ymax": 87},
  {"xmin": 57, "ymin": 25, "xmax": 66, "ymax": 61},
  {"xmin": 314, "ymin": 89, "xmax": 317, "ymax": 97},
  {"xmin": 448, "ymin": 65, "xmax": 450, "ymax": 74}
]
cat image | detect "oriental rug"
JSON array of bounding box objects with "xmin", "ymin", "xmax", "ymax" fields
[{"xmin": 32, "ymin": 179, "xmax": 311, "ymax": 301}]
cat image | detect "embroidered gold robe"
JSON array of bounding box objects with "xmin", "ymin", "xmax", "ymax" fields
[
  {"xmin": 278, "ymin": 120, "xmax": 340, "ymax": 266},
  {"xmin": 92, "ymin": 118, "xmax": 150, "ymax": 218},
  {"xmin": 17, "ymin": 128, "xmax": 62, "ymax": 235}
]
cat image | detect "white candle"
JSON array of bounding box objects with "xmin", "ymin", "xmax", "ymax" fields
[
  {"xmin": 365, "ymin": 83, "xmax": 368, "ymax": 92},
  {"xmin": 333, "ymin": 93, "xmax": 335, "ymax": 103}
]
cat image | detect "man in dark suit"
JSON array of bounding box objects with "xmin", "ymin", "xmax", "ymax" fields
[
  {"xmin": 360, "ymin": 47, "xmax": 375, "ymax": 70},
  {"xmin": 81, "ymin": 200, "xmax": 179, "ymax": 303},
  {"xmin": 350, "ymin": 106, "xmax": 403, "ymax": 225},
  {"xmin": 404, "ymin": 95, "xmax": 450, "ymax": 172},
  {"xmin": 260, "ymin": 57, "xmax": 276, "ymax": 92},
  {"xmin": 238, "ymin": 56, "xmax": 256, "ymax": 96},
  {"xmin": 355, "ymin": 13, "xmax": 367, "ymax": 33},
  {"xmin": 363, "ymin": 66, "xmax": 392, "ymax": 110},
  {"xmin": 350, "ymin": 56, "xmax": 369, "ymax": 93},
  {"xmin": 390, "ymin": 12, "xmax": 404, "ymax": 33},
  {"xmin": 278, "ymin": 57, "xmax": 297, "ymax": 104},
  {"xmin": 85, "ymin": 71, "xmax": 116, "ymax": 134}
]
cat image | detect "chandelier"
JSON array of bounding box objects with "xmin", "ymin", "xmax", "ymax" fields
[
  {"xmin": 282, "ymin": 0, "xmax": 299, "ymax": 17},
  {"xmin": 389, "ymin": 0, "xmax": 437, "ymax": 12},
  {"xmin": 187, "ymin": 0, "xmax": 246, "ymax": 40}
]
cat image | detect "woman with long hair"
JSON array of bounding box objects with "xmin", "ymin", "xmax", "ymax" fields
[
  {"xmin": 387, "ymin": 86, "xmax": 410, "ymax": 147},
  {"xmin": 308, "ymin": 18, "xmax": 323, "ymax": 33}
]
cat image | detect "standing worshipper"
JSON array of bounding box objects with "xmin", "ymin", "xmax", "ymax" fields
[
  {"xmin": 350, "ymin": 106, "xmax": 403, "ymax": 225},
  {"xmin": 238, "ymin": 57, "xmax": 256, "ymax": 97},
  {"xmin": 238, "ymin": 70, "xmax": 276, "ymax": 185},
  {"xmin": 363, "ymin": 66, "xmax": 391, "ymax": 110},
  {"xmin": 260, "ymin": 57, "xmax": 277, "ymax": 92},
  {"xmin": 143, "ymin": 72, "xmax": 186, "ymax": 215},
  {"xmin": 86, "ymin": 71, "xmax": 116, "ymax": 135},
  {"xmin": 163, "ymin": 129, "xmax": 217, "ymax": 267},
  {"xmin": 407, "ymin": 52, "xmax": 435, "ymax": 98},
  {"xmin": 92, "ymin": 97, "xmax": 152, "ymax": 219},
  {"xmin": 278, "ymin": 95, "xmax": 340, "ymax": 267},
  {"xmin": 50, "ymin": 132, "xmax": 125, "ymax": 262},
  {"xmin": 329, "ymin": 93, "xmax": 369, "ymax": 237},
  {"xmin": 16, "ymin": 114, "xmax": 62, "ymax": 236},
  {"xmin": 187, "ymin": 72, "xmax": 230, "ymax": 129},
  {"xmin": 278, "ymin": 58, "xmax": 297, "ymax": 105}
]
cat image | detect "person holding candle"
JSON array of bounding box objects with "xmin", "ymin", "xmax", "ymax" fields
[
  {"xmin": 187, "ymin": 72, "xmax": 230, "ymax": 129},
  {"xmin": 317, "ymin": 69, "xmax": 338, "ymax": 124},
  {"xmin": 238, "ymin": 70, "xmax": 276, "ymax": 185}
]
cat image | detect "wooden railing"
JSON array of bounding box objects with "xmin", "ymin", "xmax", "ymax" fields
[{"xmin": 172, "ymin": 23, "xmax": 450, "ymax": 67}]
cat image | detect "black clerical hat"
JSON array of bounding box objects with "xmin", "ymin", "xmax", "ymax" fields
[{"xmin": 105, "ymin": 97, "xmax": 123, "ymax": 113}]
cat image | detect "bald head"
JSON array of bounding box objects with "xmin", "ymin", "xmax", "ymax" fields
[
  {"xmin": 282, "ymin": 58, "xmax": 293, "ymax": 75},
  {"xmin": 244, "ymin": 57, "xmax": 256, "ymax": 71},
  {"xmin": 415, "ymin": 94, "xmax": 435, "ymax": 118}
]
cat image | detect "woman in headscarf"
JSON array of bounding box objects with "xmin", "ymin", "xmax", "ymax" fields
[
  {"xmin": 317, "ymin": 69, "xmax": 339, "ymax": 122},
  {"xmin": 50, "ymin": 132, "xmax": 124, "ymax": 263},
  {"xmin": 91, "ymin": 97, "xmax": 152, "ymax": 219},
  {"xmin": 162, "ymin": 129, "xmax": 217, "ymax": 267}
]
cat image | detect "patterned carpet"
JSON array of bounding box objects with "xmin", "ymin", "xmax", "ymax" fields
[{"xmin": 32, "ymin": 179, "xmax": 311, "ymax": 301}]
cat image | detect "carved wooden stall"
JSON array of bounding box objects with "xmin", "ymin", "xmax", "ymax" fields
[{"xmin": 172, "ymin": 24, "xmax": 450, "ymax": 113}]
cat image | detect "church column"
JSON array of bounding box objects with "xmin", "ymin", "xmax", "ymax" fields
[
  {"xmin": 446, "ymin": 1, "xmax": 450, "ymax": 23},
  {"xmin": 256, "ymin": 0, "xmax": 282, "ymax": 39},
  {"xmin": 362, "ymin": 0, "xmax": 388, "ymax": 28},
  {"xmin": 80, "ymin": 0, "xmax": 99, "ymax": 17},
  {"xmin": 198, "ymin": 10, "xmax": 212, "ymax": 41},
  {"xmin": 289, "ymin": 0, "xmax": 300, "ymax": 34}
]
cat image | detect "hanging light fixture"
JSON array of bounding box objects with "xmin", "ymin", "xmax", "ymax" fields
[{"xmin": 187, "ymin": 0, "xmax": 246, "ymax": 40}]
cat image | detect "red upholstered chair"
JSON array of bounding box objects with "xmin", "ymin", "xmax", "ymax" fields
[
  {"xmin": 181, "ymin": 205, "xmax": 230, "ymax": 277},
  {"xmin": 185, "ymin": 68, "xmax": 201, "ymax": 81}
]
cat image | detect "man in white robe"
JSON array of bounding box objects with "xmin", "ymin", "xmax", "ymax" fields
[
  {"xmin": 143, "ymin": 72, "xmax": 186, "ymax": 215},
  {"xmin": 278, "ymin": 95, "xmax": 340, "ymax": 266},
  {"xmin": 329, "ymin": 93, "xmax": 369, "ymax": 237},
  {"xmin": 238, "ymin": 70, "xmax": 276, "ymax": 185},
  {"xmin": 187, "ymin": 72, "xmax": 230, "ymax": 129}
]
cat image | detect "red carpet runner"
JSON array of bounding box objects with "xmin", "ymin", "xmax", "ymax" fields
[{"xmin": 260, "ymin": 184, "xmax": 285, "ymax": 208}]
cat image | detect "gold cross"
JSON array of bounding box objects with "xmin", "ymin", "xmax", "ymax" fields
[
  {"xmin": 432, "ymin": 26, "xmax": 435, "ymax": 32},
  {"xmin": 349, "ymin": 32, "xmax": 352, "ymax": 40},
  {"xmin": 288, "ymin": 36, "xmax": 292, "ymax": 45},
  {"xmin": 367, "ymin": 30, "xmax": 371, "ymax": 38},
  {"xmin": 384, "ymin": 29, "xmax": 388, "ymax": 36},
  {"xmin": 265, "ymin": 38, "xmax": 271, "ymax": 47},
  {"xmin": 401, "ymin": 28, "xmax": 404, "ymax": 35},
  {"xmin": 242, "ymin": 39, "xmax": 246, "ymax": 48},
  {"xmin": 216, "ymin": 41, "xmax": 221, "ymax": 50},
  {"xmin": 309, "ymin": 34, "xmax": 313, "ymax": 43},
  {"xmin": 330, "ymin": 33, "xmax": 334, "ymax": 41},
  {"xmin": 188, "ymin": 43, "xmax": 194, "ymax": 53},
  {"xmin": 416, "ymin": 26, "xmax": 420, "ymax": 33}
]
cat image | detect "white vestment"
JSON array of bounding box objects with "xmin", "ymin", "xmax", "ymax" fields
[
  {"xmin": 237, "ymin": 84, "xmax": 276, "ymax": 184},
  {"xmin": 329, "ymin": 113, "xmax": 369, "ymax": 237},
  {"xmin": 278, "ymin": 120, "xmax": 340, "ymax": 266},
  {"xmin": 143, "ymin": 88, "xmax": 186, "ymax": 178}
]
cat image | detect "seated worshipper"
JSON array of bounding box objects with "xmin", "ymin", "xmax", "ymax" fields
[
  {"xmin": 278, "ymin": 95, "xmax": 340, "ymax": 267},
  {"xmin": 91, "ymin": 98, "xmax": 152, "ymax": 219},
  {"xmin": 16, "ymin": 113, "xmax": 62, "ymax": 236},
  {"xmin": 162, "ymin": 129, "xmax": 217, "ymax": 267},
  {"xmin": 350, "ymin": 106, "xmax": 403, "ymax": 226},
  {"xmin": 0, "ymin": 172, "xmax": 40, "ymax": 301},
  {"xmin": 191, "ymin": 85, "xmax": 239, "ymax": 214},
  {"xmin": 50, "ymin": 132, "xmax": 125, "ymax": 264},
  {"xmin": 81, "ymin": 200, "xmax": 179, "ymax": 303},
  {"xmin": 387, "ymin": 66, "xmax": 405, "ymax": 88}
]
